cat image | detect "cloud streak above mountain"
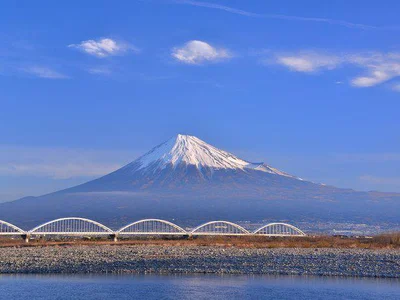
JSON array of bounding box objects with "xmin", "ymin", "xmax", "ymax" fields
[{"xmin": 174, "ymin": 0, "xmax": 395, "ymax": 30}]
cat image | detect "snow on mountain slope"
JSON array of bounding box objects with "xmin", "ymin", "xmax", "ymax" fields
[{"xmin": 126, "ymin": 134, "xmax": 297, "ymax": 178}]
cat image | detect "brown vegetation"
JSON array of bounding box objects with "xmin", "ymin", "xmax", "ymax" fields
[{"xmin": 0, "ymin": 233, "xmax": 399, "ymax": 249}]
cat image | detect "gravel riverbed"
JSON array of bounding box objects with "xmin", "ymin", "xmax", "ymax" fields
[{"xmin": 0, "ymin": 245, "xmax": 398, "ymax": 278}]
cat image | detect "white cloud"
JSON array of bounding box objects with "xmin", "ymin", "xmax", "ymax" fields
[
  {"xmin": 69, "ymin": 38, "xmax": 137, "ymax": 58},
  {"xmin": 351, "ymin": 71, "xmax": 390, "ymax": 87},
  {"xmin": 274, "ymin": 52, "xmax": 341, "ymax": 73},
  {"xmin": 172, "ymin": 40, "xmax": 232, "ymax": 64},
  {"xmin": 21, "ymin": 66, "xmax": 68, "ymax": 79},
  {"xmin": 272, "ymin": 51, "xmax": 400, "ymax": 88},
  {"xmin": 348, "ymin": 53, "xmax": 400, "ymax": 87}
]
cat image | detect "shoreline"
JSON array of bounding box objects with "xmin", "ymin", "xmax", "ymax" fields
[{"xmin": 0, "ymin": 244, "xmax": 398, "ymax": 278}]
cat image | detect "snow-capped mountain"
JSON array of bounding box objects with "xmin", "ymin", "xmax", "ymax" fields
[
  {"xmin": 63, "ymin": 134, "xmax": 307, "ymax": 192},
  {"xmin": 1, "ymin": 134, "xmax": 399, "ymax": 227},
  {"xmin": 125, "ymin": 134, "xmax": 296, "ymax": 178}
]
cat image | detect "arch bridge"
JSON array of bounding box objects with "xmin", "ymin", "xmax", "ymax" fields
[
  {"xmin": 117, "ymin": 219, "xmax": 187, "ymax": 236},
  {"xmin": 0, "ymin": 220, "xmax": 25, "ymax": 235},
  {"xmin": 0, "ymin": 218, "xmax": 306, "ymax": 242},
  {"xmin": 29, "ymin": 217, "xmax": 113, "ymax": 236},
  {"xmin": 191, "ymin": 221, "xmax": 250, "ymax": 236},
  {"xmin": 254, "ymin": 223, "xmax": 306, "ymax": 236}
]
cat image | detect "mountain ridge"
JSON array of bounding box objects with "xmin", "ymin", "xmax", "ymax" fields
[{"xmin": 0, "ymin": 134, "xmax": 399, "ymax": 227}]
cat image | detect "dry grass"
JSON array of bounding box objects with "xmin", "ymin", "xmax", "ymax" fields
[
  {"xmin": 0, "ymin": 233, "xmax": 399, "ymax": 249},
  {"xmin": 373, "ymin": 232, "xmax": 400, "ymax": 247}
]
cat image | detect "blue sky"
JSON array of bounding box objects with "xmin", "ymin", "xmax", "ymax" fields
[{"xmin": 1, "ymin": 0, "xmax": 400, "ymax": 201}]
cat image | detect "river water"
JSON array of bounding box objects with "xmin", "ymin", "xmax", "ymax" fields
[{"xmin": 0, "ymin": 274, "xmax": 399, "ymax": 299}]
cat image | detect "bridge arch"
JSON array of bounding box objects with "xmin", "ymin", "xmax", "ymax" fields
[
  {"xmin": 253, "ymin": 223, "xmax": 306, "ymax": 236},
  {"xmin": 191, "ymin": 221, "xmax": 249, "ymax": 235},
  {"xmin": 29, "ymin": 217, "xmax": 113, "ymax": 235},
  {"xmin": 118, "ymin": 219, "xmax": 187, "ymax": 235},
  {"xmin": 0, "ymin": 220, "xmax": 25, "ymax": 235}
]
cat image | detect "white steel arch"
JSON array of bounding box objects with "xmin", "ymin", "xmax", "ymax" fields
[
  {"xmin": 0, "ymin": 220, "xmax": 25, "ymax": 235},
  {"xmin": 191, "ymin": 221, "xmax": 250, "ymax": 235},
  {"xmin": 29, "ymin": 217, "xmax": 113, "ymax": 236},
  {"xmin": 118, "ymin": 219, "xmax": 187, "ymax": 235},
  {"xmin": 253, "ymin": 223, "xmax": 306, "ymax": 236}
]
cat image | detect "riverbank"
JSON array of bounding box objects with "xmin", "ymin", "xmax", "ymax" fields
[
  {"xmin": 0, "ymin": 245, "xmax": 398, "ymax": 278},
  {"xmin": 1, "ymin": 233, "xmax": 399, "ymax": 249}
]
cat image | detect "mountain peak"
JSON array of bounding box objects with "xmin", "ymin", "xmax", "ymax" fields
[
  {"xmin": 136, "ymin": 134, "xmax": 247, "ymax": 170},
  {"xmin": 129, "ymin": 134, "xmax": 296, "ymax": 178},
  {"xmin": 176, "ymin": 133, "xmax": 193, "ymax": 139}
]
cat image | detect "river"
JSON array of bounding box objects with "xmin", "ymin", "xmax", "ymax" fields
[{"xmin": 0, "ymin": 274, "xmax": 399, "ymax": 299}]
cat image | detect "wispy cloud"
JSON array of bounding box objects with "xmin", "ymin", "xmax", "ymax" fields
[
  {"xmin": 392, "ymin": 83, "xmax": 400, "ymax": 92},
  {"xmin": 360, "ymin": 175, "xmax": 400, "ymax": 186},
  {"xmin": 0, "ymin": 145, "xmax": 139, "ymax": 179},
  {"xmin": 348, "ymin": 53, "xmax": 400, "ymax": 87},
  {"xmin": 20, "ymin": 66, "xmax": 68, "ymax": 79},
  {"xmin": 172, "ymin": 40, "xmax": 232, "ymax": 64},
  {"xmin": 273, "ymin": 52, "xmax": 341, "ymax": 73},
  {"xmin": 270, "ymin": 51, "xmax": 400, "ymax": 88},
  {"xmin": 69, "ymin": 191, "xmax": 147, "ymax": 197},
  {"xmin": 87, "ymin": 66, "xmax": 112, "ymax": 75},
  {"xmin": 174, "ymin": 0, "xmax": 259, "ymax": 17},
  {"xmin": 334, "ymin": 153, "xmax": 400, "ymax": 163},
  {"xmin": 174, "ymin": 0, "xmax": 393, "ymax": 30},
  {"xmin": 68, "ymin": 38, "xmax": 138, "ymax": 58},
  {"xmin": 0, "ymin": 163, "xmax": 119, "ymax": 179}
]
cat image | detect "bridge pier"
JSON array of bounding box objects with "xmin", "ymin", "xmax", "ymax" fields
[
  {"xmin": 110, "ymin": 233, "xmax": 118, "ymax": 242},
  {"xmin": 21, "ymin": 233, "xmax": 30, "ymax": 243}
]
